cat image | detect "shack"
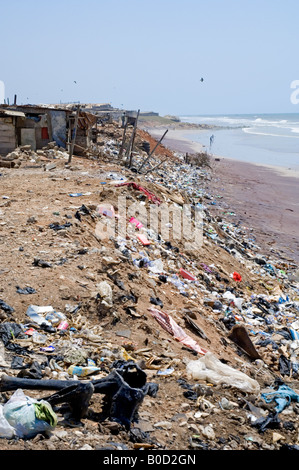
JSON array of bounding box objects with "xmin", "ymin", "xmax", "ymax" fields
[{"xmin": 0, "ymin": 104, "xmax": 97, "ymax": 156}]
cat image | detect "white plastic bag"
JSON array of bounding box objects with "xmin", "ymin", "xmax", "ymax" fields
[
  {"xmin": 148, "ymin": 259, "xmax": 164, "ymax": 274},
  {"xmin": 97, "ymin": 281, "xmax": 113, "ymax": 307},
  {"xmin": 0, "ymin": 405, "xmax": 15, "ymax": 439},
  {"xmin": 186, "ymin": 352, "xmax": 260, "ymax": 394},
  {"xmin": 3, "ymin": 389, "xmax": 56, "ymax": 438}
]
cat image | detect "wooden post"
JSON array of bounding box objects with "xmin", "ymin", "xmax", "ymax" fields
[
  {"xmin": 67, "ymin": 125, "xmax": 72, "ymax": 154},
  {"xmin": 125, "ymin": 109, "xmax": 140, "ymax": 168},
  {"xmin": 145, "ymin": 156, "xmax": 168, "ymax": 175},
  {"xmin": 118, "ymin": 117, "xmax": 128, "ymax": 159},
  {"xmin": 68, "ymin": 105, "xmax": 80, "ymax": 164},
  {"xmin": 137, "ymin": 129, "xmax": 168, "ymax": 173}
]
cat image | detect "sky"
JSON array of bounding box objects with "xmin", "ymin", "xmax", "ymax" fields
[{"xmin": 0, "ymin": 0, "xmax": 299, "ymax": 116}]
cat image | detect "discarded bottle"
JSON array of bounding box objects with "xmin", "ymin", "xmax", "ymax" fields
[{"xmin": 67, "ymin": 365, "xmax": 102, "ymax": 377}]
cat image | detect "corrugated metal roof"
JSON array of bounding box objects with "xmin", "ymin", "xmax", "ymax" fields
[{"xmin": 0, "ymin": 109, "xmax": 26, "ymax": 118}]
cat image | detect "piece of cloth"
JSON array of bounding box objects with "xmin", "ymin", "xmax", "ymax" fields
[
  {"xmin": 261, "ymin": 384, "xmax": 299, "ymax": 413},
  {"xmin": 116, "ymin": 182, "xmax": 161, "ymax": 205},
  {"xmin": 34, "ymin": 401, "xmax": 57, "ymax": 427},
  {"xmin": 149, "ymin": 308, "xmax": 208, "ymax": 355}
]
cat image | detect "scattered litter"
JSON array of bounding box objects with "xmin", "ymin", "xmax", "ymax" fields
[{"xmin": 16, "ymin": 286, "xmax": 36, "ymax": 295}]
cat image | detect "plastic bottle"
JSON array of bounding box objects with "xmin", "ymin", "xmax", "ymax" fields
[{"xmin": 67, "ymin": 365, "xmax": 102, "ymax": 377}]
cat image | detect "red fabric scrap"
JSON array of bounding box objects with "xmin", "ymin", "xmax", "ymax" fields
[{"xmin": 115, "ymin": 182, "xmax": 161, "ymax": 205}]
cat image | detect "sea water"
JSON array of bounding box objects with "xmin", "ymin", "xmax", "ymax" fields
[{"xmin": 179, "ymin": 113, "xmax": 299, "ymax": 170}]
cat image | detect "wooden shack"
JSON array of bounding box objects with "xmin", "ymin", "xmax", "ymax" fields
[{"xmin": 0, "ymin": 104, "xmax": 97, "ymax": 157}]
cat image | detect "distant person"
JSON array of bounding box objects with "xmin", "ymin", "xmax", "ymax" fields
[{"xmin": 209, "ymin": 134, "xmax": 214, "ymax": 150}]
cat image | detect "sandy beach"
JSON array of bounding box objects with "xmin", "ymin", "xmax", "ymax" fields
[{"xmin": 148, "ymin": 127, "xmax": 299, "ymax": 264}]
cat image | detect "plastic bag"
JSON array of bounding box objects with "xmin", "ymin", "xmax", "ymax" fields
[
  {"xmin": 0, "ymin": 405, "xmax": 15, "ymax": 439},
  {"xmin": 233, "ymin": 272, "xmax": 242, "ymax": 282},
  {"xmin": 186, "ymin": 352, "xmax": 260, "ymax": 394},
  {"xmin": 148, "ymin": 259, "xmax": 164, "ymax": 274},
  {"xmin": 3, "ymin": 389, "xmax": 57, "ymax": 438},
  {"xmin": 97, "ymin": 281, "xmax": 113, "ymax": 307}
]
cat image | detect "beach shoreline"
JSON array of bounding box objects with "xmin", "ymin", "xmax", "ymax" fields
[
  {"xmin": 147, "ymin": 126, "xmax": 299, "ymax": 264},
  {"xmin": 147, "ymin": 126, "xmax": 299, "ymax": 178}
]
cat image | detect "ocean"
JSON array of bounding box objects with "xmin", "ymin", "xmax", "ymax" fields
[{"xmin": 179, "ymin": 113, "xmax": 299, "ymax": 170}]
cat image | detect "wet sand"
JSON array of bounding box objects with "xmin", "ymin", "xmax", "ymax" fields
[{"xmin": 148, "ymin": 127, "xmax": 299, "ymax": 264}]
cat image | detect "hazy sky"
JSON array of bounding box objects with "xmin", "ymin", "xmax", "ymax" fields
[{"xmin": 1, "ymin": 0, "xmax": 299, "ymax": 116}]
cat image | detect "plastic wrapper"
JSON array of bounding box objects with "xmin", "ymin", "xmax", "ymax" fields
[
  {"xmin": 0, "ymin": 405, "xmax": 15, "ymax": 439},
  {"xmin": 3, "ymin": 389, "xmax": 57, "ymax": 439},
  {"xmin": 186, "ymin": 352, "xmax": 260, "ymax": 394},
  {"xmin": 97, "ymin": 281, "xmax": 113, "ymax": 307}
]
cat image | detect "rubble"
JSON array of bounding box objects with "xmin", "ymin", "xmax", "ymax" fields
[{"xmin": 0, "ymin": 118, "xmax": 298, "ymax": 451}]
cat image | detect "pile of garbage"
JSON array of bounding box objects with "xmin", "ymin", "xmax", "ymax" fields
[{"xmin": 0, "ymin": 121, "xmax": 298, "ymax": 451}]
